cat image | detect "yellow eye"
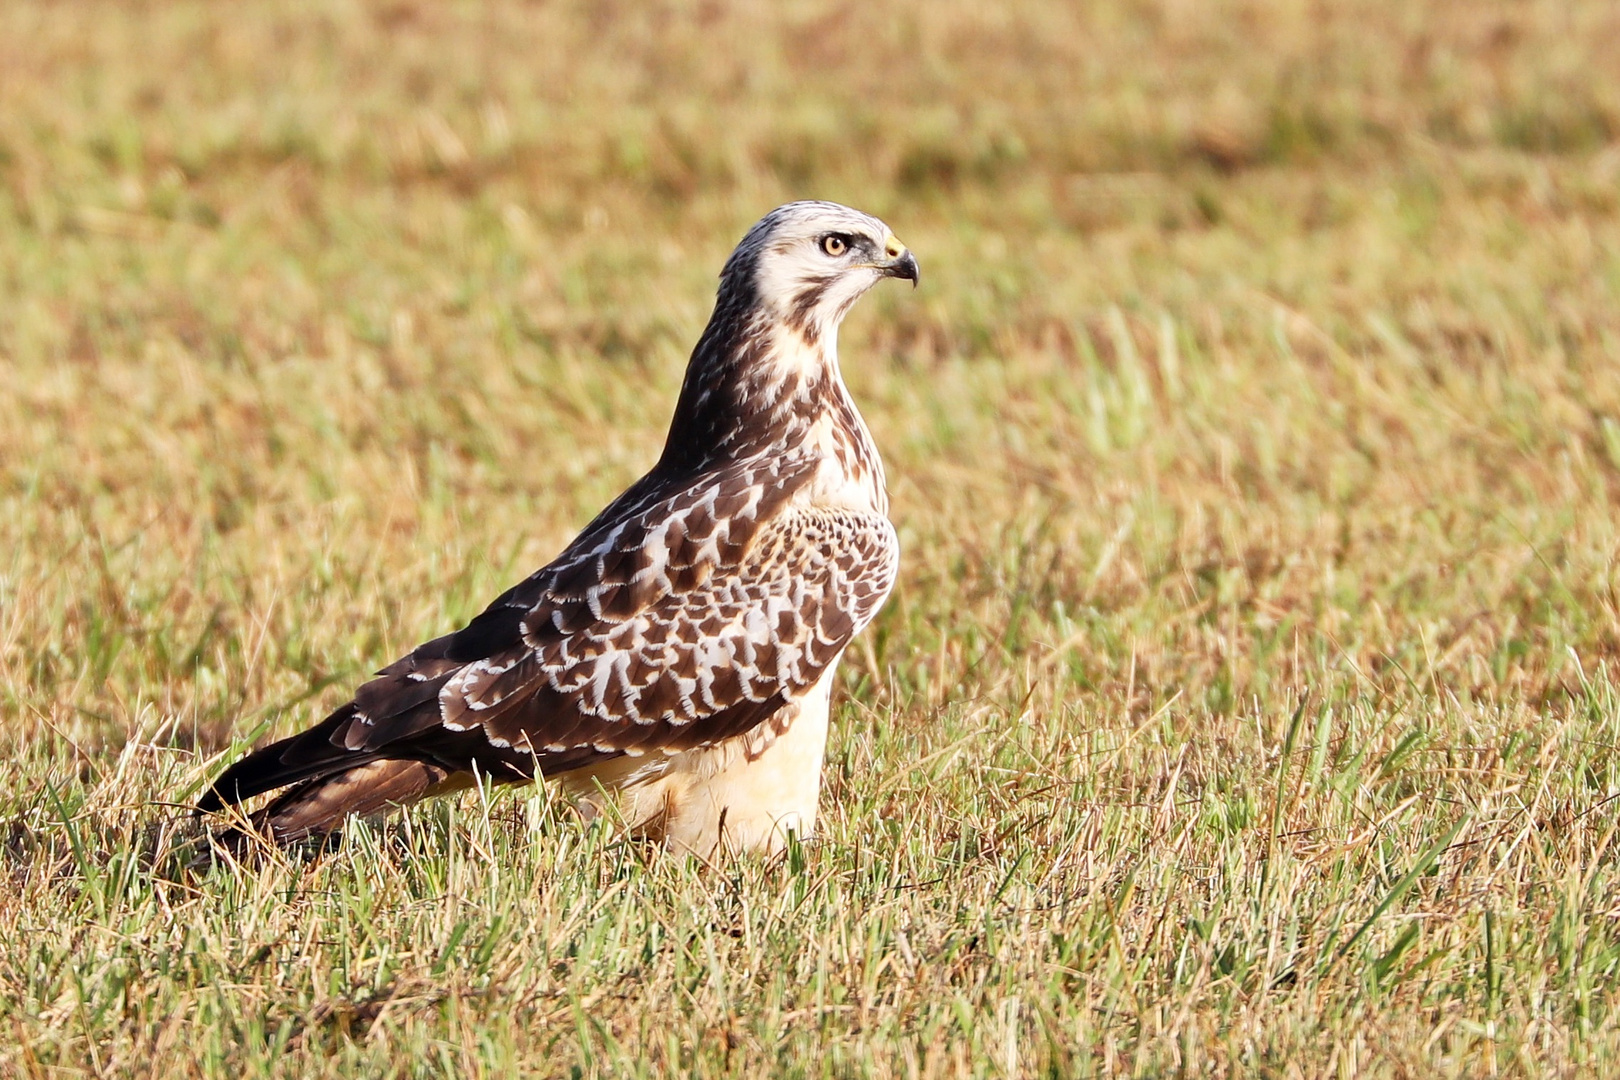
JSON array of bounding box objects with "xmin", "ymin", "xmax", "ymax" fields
[{"xmin": 820, "ymin": 234, "xmax": 848, "ymax": 257}]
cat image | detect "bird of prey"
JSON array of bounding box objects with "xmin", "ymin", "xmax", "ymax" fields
[{"xmin": 198, "ymin": 201, "xmax": 918, "ymax": 858}]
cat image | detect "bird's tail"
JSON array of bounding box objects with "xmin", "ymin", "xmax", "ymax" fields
[
  {"xmin": 198, "ymin": 704, "xmax": 458, "ymax": 847},
  {"xmin": 246, "ymin": 758, "xmax": 457, "ymax": 844},
  {"xmin": 203, "ymin": 757, "xmax": 458, "ymax": 850}
]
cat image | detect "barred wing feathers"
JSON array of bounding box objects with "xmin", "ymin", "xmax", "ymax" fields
[{"xmin": 200, "ymin": 452, "xmax": 899, "ymax": 812}]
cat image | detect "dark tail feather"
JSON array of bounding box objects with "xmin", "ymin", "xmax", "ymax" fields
[
  {"xmin": 247, "ymin": 758, "xmax": 457, "ymax": 844},
  {"xmin": 198, "ymin": 705, "xmax": 371, "ymax": 813},
  {"xmin": 200, "ymin": 758, "xmax": 460, "ymax": 856},
  {"xmin": 198, "ymin": 702, "xmax": 499, "ymax": 850}
]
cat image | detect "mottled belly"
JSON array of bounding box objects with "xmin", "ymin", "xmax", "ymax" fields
[{"xmin": 557, "ymin": 665, "xmax": 837, "ymax": 859}]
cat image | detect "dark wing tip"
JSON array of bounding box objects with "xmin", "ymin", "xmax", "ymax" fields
[{"xmin": 197, "ymin": 704, "xmax": 366, "ymax": 815}]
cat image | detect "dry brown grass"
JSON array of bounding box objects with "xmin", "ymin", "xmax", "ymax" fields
[{"xmin": 5, "ymin": 1, "xmax": 1620, "ymax": 1075}]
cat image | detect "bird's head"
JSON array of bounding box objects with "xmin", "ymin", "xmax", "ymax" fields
[
  {"xmin": 720, "ymin": 201, "xmax": 919, "ymax": 344},
  {"xmin": 662, "ymin": 202, "xmax": 917, "ymax": 467}
]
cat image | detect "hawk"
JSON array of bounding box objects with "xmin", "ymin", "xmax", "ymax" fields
[{"xmin": 198, "ymin": 201, "xmax": 918, "ymax": 858}]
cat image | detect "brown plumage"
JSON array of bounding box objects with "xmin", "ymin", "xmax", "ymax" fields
[{"xmin": 199, "ymin": 201, "xmax": 918, "ymax": 856}]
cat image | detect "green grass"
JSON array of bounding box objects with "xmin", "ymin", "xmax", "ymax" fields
[{"xmin": 5, "ymin": 0, "xmax": 1620, "ymax": 1074}]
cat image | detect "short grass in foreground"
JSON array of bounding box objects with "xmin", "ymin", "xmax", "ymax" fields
[{"xmin": 4, "ymin": 0, "xmax": 1620, "ymax": 1075}]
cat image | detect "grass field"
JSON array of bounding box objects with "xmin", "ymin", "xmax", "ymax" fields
[{"xmin": 5, "ymin": 0, "xmax": 1620, "ymax": 1075}]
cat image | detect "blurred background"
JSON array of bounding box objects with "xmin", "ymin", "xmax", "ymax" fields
[
  {"xmin": 6, "ymin": 1, "xmax": 1620, "ymax": 1072},
  {"xmin": 5, "ymin": 0, "xmax": 1619, "ymax": 742}
]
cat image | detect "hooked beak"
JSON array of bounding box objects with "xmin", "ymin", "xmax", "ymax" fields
[{"xmin": 881, "ymin": 248, "xmax": 920, "ymax": 288}]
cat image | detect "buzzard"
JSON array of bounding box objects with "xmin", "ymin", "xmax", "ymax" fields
[{"xmin": 199, "ymin": 201, "xmax": 917, "ymax": 857}]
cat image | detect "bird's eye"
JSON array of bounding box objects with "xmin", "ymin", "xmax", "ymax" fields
[{"xmin": 820, "ymin": 234, "xmax": 848, "ymax": 257}]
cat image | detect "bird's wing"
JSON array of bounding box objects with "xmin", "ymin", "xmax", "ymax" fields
[{"xmin": 211, "ymin": 452, "xmax": 897, "ymax": 805}]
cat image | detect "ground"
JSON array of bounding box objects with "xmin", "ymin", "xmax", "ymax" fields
[{"xmin": 4, "ymin": 1, "xmax": 1620, "ymax": 1076}]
